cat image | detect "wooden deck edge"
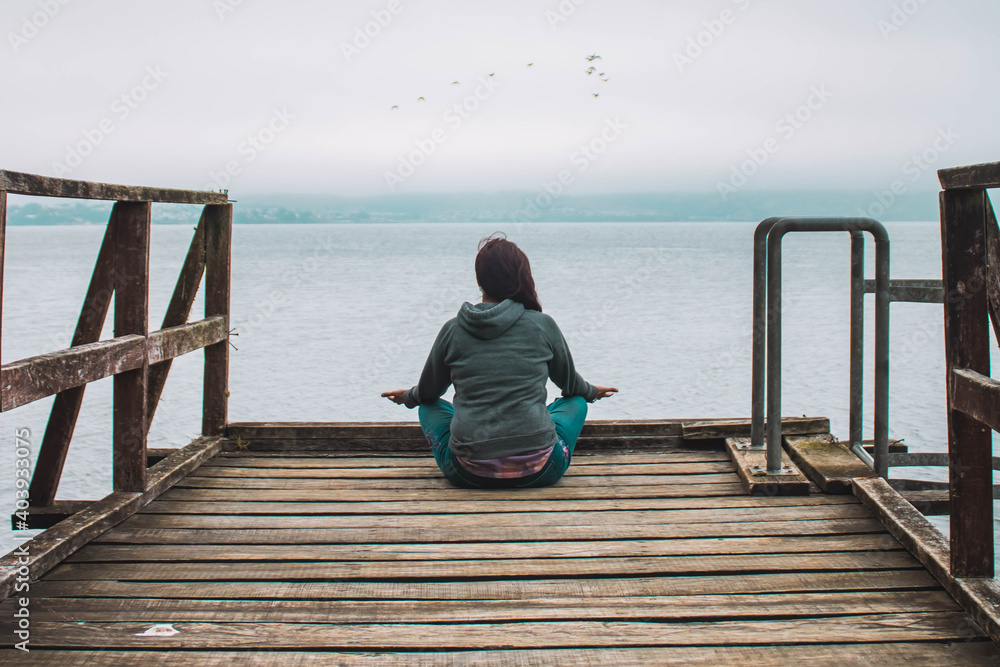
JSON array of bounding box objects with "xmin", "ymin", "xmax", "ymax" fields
[
  {"xmin": 226, "ymin": 417, "xmax": 830, "ymax": 441},
  {"xmin": 853, "ymin": 477, "xmax": 1000, "ymax": 647},
  {"xmin": 0, "ymin": 435, "xmax": 222, "ymax": 601},
  {"xmin": 682, "ymin": 417, "xmax": 829, "ymax": 440},
  {"xmin": 784, "ymin": 434, "xmax": 876, "ymax": 494},
  {"xmin": 724, "ymin": 438, "xmax": 810, "ymax": 496}
]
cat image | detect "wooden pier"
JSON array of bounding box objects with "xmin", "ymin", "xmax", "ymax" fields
[{"xmin": 2, "ymin": 168, "xmax": 1000, "ymax": 664}]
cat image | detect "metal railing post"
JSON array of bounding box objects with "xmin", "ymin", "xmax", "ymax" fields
[
  {"xmin": 752, "ymin": 218, "xmax": 784, "ymax": 449},
  {"xmin": 756, "ymin": 218, "xmax": 890, "ymax": 476},
  {"xmin": 849, "ymin": 231, "xmax": 865, "ymax": 452},
  {"xmin": 873, "ymin": 235, "xmax": 891, "ymax": 478}
]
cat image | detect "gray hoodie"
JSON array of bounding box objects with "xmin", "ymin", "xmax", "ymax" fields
[{"xmin": 403, "ymin": 299, "xmax": 599, "ymax": 459}]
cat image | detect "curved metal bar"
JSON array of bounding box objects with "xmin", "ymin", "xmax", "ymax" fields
[
  {"xmin": 751, "ymin": 217, "xmax": 788, "ymax": 448},
  {"xmin": 760, "ymin": 217, "xmax": 890, "ymax": 476},
  {"xmin": 850, "ymin": 231, "xmax": 865, "ymax": 454}
]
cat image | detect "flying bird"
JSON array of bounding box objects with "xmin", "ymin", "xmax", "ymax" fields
[
  {"xmin": 451, "ymin": 81, "xmax": 460, "ymax": 85},
  {"xmin": 417, "ymin": 97, "xmax": 425, "ymax": 102},
  {"xmin": 592, "ymin": 93, "xmax": 600, "ymax": 97},
  {"xmin": 391, "ymin": 105, "xmax": 399, "ymax": 110},
  {"xmin": 527, "ymin": 62, "xmax": 534, "ymax": 67},
  {"xmin": 489, "ymin": 72, "xmax": 495, "ymax": 77},
  {"xmin": 586, "ymin": 67, "xmax": 596, "ymax": 75},
  {"xmin": 587, "ymin": 54, "xmax": 602, "ymax": 61}
]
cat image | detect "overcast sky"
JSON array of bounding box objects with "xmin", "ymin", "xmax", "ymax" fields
[{"xmin": 2, "ymin": 0, "xmax": 998, "ymax": 197}]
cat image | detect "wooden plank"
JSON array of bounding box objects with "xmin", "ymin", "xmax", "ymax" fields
[
  {"xmin": 175, "ymin": 472, "xmax": 741, "ymax": 489},
  {"xmin": 683, "ymin": 417, "xmax": 829, "ymax": 440},
  {"xmin": 147, "ymin": 316, "xmax": 227, "ymax": 365},
  {"xmin": 855, "ymin": 477, "xmax": 1000, "ymax": 647},
  {"xmin": 0, "ymin": 334, "xmax": 144, "ymax": 412},
  {"xmin": 725, "ymin": 438, "xmax": 810, "ymax": 496},
  {"xmin": 119, "ymin": 502, "xmax": 873, "ymax": 530},
  {"xmin": 862, "ymin": 440, "xmax": 909, "ymax": 455},
  {"xmin": 43, "ymin": 551, "xmax": 923, "ymax": 581},
  {"xmin": 0, "ymin": 613, "xmax": 979, "ymax": 649},
  {"xmin": 139, "ymin": 494, "xmax": 862, "ymax": 516},
  {"xmin": 206, "ymin": 453, "xmax": 733, "ymax": 468},
  {"xmin": 939, "ymin": 160, "xmax": 1000, "ymax": 190},
  {"xmin": 3, "ymin": 644, "xmax": 997, "ymax": 667},
  {"xmin": 886, "ymin": 452, "xmax": 1000, "ymax": 468},
  {"xmin": 66, "ymin": 534, "xmax": 902, "ymax": 563},
  {"xmin": 155, "ymin": 483, "xmax": 748, "ymax": 503},
  {"xmin": 146, "ymin": 211, "xmax": 206, "ymax": 428},
  {"xmin": 784, "ymin": 434, "xmax": 875, "ymax": 494},
  {"xmin": 212, "ymin": 450, "xmax": 732, "ymax": 462},
  {"xmin": 0, "ymin": 436, "xmax": 221, "ymax": 601},
  {"xmin": 92, "ymin": 518, "xmax": 887, "ymax": 545},
  {"xmin": 898, "ymin": 490, "xmax": 950, "ymax": 516},
  {"xmin": 0, "ymin": 169, "xmax": 229, "ymax": 204},
  {"xmin": 202, "ymin": 204, "xmax": 231, "ymax": 436},
  {"xmin": 12, "ymin": 501, "xmax": 96, "ymax": 530},
  {"xmin": 227, "ymin": 420, "xmax": 693, "ymax": 441},
  {"xmin": 952, "ymin": 367, "xmax": 1000, "ymax": 433},
  {"xmin": 26, "ymin": 569, "xmax": 944, "ymax": 601},
  {"xmin": 223, "ymin": 435, "xmax": 690, "ymax": 452},
  {"xmin": 941, "ymin": 188, "xmax": 995, "ymax": 577},
  {"xmin": 29, "ymin": 208, "xmax": 117, "ymax": 505},
  {"xmin": 113, "ymin": 201, "xmax": 150, "ymax": 493},
  {"xmin": 863, "ymin": 279, "xmax": 944, "ymax": 304},
  {"xmin": 7, "ymin": 590, "xmax": 960, "ymax": 624}
]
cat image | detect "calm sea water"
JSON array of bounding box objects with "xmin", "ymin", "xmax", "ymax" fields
[{"xmin": 2, "ymin": 219, "xmax": 997, "ymax": 556}]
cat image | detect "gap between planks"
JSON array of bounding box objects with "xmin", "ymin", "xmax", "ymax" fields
[{"xmin": 0, "ymin": 613, "xmax": 983, "ymax": 650}]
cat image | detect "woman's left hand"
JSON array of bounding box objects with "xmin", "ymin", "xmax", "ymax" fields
[{"xmin": 381, "ymin": 389, "xmax": 409, "ymax": 405}]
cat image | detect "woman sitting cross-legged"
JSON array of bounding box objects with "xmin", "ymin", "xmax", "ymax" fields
[{"xmin": 381, "ymin": 233, "xmax": 617, "ymax": 488}]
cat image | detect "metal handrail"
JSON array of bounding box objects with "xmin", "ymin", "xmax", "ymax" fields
[{"xmin": 751, "ymin": 217, "xmax": 891, "ymax": 477}]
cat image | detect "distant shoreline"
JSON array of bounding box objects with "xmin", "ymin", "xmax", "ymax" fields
[{"xmin": 4, "ymin": 189, "xmax": 943, "ymax": 225}]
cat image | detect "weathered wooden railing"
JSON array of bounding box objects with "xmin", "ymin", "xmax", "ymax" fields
[
  {"xmin": 938, "ymin": 160, "xmax": 1000, "ymax": 578},
  {"xmin": 0, "ymin": 170, "xmax": 231, "ymax": 513}
]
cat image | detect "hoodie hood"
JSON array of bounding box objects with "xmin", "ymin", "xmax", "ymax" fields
[{"xmin": 457, "ymin": 299, "xmax": 526, "ymax": 340}]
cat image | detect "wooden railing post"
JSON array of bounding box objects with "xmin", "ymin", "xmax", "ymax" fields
[
  {"xmin": 940, "ymin": 188, "xmax": 994, "ymax": 577},
  {"xmin": 112, "ymin": 201, "xmax": 151, "ymax": 492},
  {"xmin": 203, "ymin": 203, "xmax": 232, "ymax": 436},
  {"xmin": 30, "ymin": 208, "xmax": 118, "ymax": 505}
]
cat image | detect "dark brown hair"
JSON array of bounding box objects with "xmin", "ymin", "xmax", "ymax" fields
[{"xmin": 475, "ymin": 233, "xmax": 542, "ymax": 312}]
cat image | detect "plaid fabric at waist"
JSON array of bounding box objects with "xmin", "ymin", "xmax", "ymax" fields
[{"xmin": 455, "ymin": 441, "xmax": 561, "ymax": 479}]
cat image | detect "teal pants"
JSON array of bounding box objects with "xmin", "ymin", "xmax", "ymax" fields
[{"xmin": 417, "ymin": 396, "xmax": 588, "ymax": 488}]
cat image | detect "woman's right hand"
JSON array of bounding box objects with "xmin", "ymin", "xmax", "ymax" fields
[{"xmin": 594, "ymin": 386, "xmax": 619, "ymax": 400}]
